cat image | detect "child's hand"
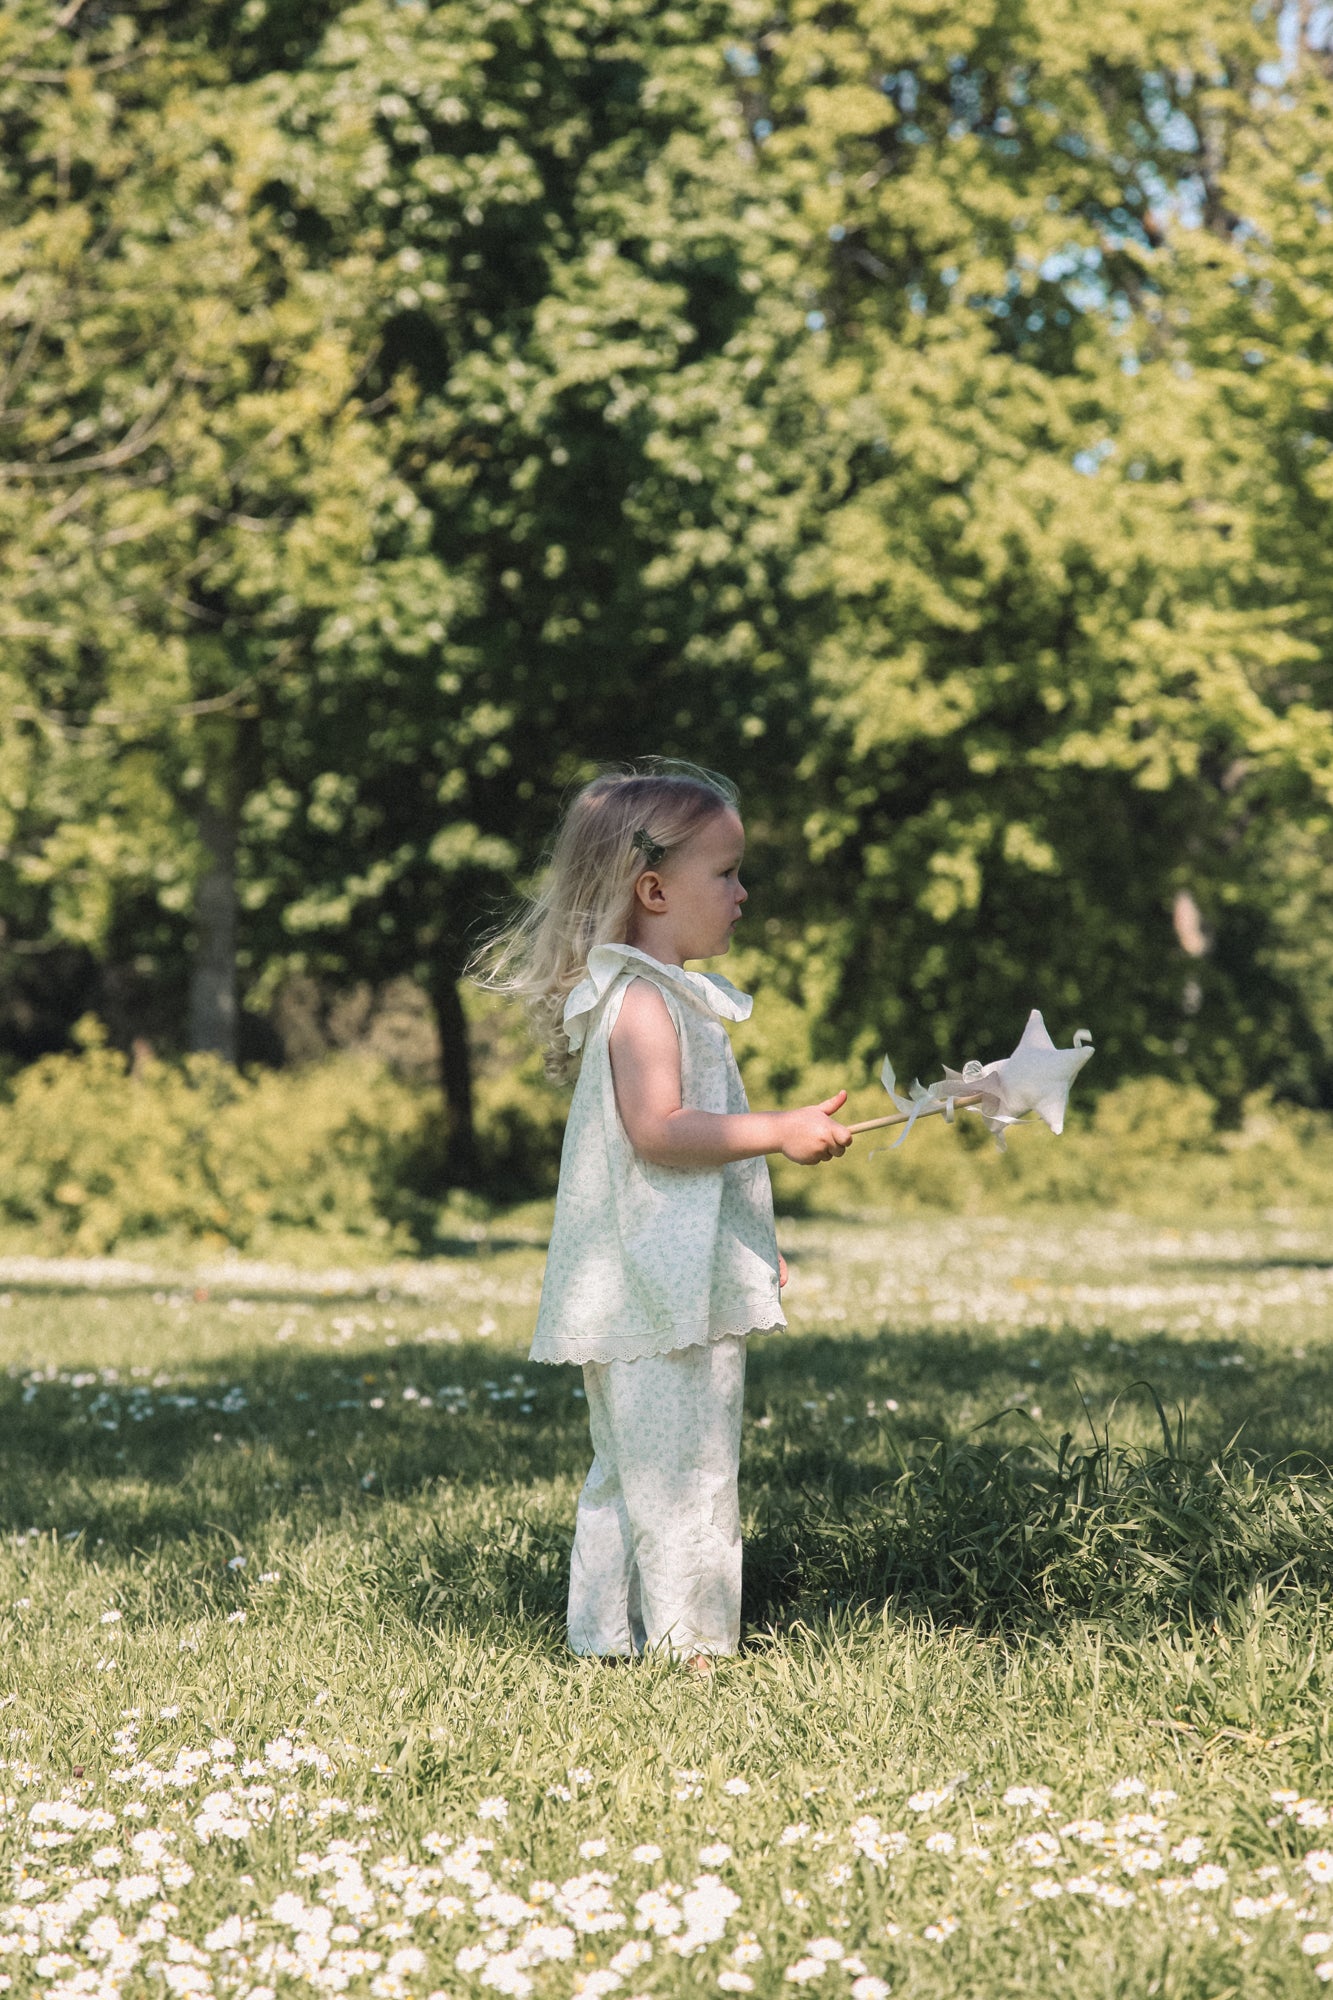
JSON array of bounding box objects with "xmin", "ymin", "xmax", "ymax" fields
[
  {"xmin": 778, "ymin": 1252, "xmax": 789, "ymax": 1289},
  {"xmin": 778, "ymin": 1091, "xmax": 853, "ymax": 1165}
]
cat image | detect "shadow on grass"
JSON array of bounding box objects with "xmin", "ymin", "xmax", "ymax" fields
[
  {"xmin": 4, "ymin": 1313, "xmax": 1333, "ymax": 1638},
  {"xmin": 1149, "ymin": 1255, "xmax": 1333, "ymax": 1275}
]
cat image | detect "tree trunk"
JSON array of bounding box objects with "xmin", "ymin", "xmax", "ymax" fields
[
  {"xmin": 431, "ymin": 969, "xmax": 478, "ymax": 1180},
  {"xmin": 188, "ymin": 794, "xmax": 238, "ymax": 1063}
]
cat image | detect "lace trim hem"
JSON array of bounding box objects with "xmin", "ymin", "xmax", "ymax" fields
[{"xmin": 529, "ymin": 1311, "xmax": 786, "ymax": 1367}]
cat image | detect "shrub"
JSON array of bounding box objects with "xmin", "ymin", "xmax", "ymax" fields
[
  {"xmin": 778, "ymin": 1068, "xmax": 1333, "ymax": 1216},
  {"xmin": 0, "ymin": 1019, "xmax": 427, "ymax": 1254},
  {"xmin": 5, "ymin": 1012, "xmax": 1333, "ymax": 1255}
]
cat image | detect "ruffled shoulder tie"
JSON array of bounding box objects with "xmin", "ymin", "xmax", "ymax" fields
[{"xmin": 562, "ymin": 943, "xmax": 752, "ymax": 1053}]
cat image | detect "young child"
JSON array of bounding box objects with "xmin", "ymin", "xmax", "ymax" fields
[{"xmin": 481, "ymin": 763, "xmax": 852, "ymax": 1665}]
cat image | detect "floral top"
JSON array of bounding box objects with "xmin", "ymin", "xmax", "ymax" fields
[{"xmin": 529, "ymin": 943, "xmax": 786, "ymax": 1366}]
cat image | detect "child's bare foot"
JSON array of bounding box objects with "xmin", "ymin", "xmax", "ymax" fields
[{"xmin": 685, "ymin": 1652, "xmax": 716, "ymax": 1675}]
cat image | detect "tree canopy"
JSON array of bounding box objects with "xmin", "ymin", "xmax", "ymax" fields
[{"xmin": 3, "ymin": 0, "xmax": 1332, "ymax": 1152}]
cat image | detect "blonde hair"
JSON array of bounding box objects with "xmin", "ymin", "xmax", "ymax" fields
[{"xmin": 472, "ymin": 760, "xmax": 740, "ymax": 1079}]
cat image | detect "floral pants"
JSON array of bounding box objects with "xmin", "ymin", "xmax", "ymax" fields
[{"xmin": 568, "ymin": 1335, "xmax": 746, "ymax": 1659}]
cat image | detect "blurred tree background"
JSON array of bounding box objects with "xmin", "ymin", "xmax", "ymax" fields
[{"xmin": 3, "ymin": 0, "xmax": 1333, "ymax": 1215}]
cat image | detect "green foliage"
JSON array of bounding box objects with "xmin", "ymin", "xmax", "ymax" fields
[
  {"xmin": 719, "ymin": 955, "xmax": 1333, "ymax": 1213},
  {"xmin": 0, "ymin": 997, "xmax": 573, "ymax": 1253},
  {"xmin": 0, "ymin": 0, "xmax": 815, "ymax": 1056},
  {"xmin": 778, "ymin": 1073, "xmax": 1333, "ymax": 1216},
  {"xmin": 7, "ymin": 1017, "xmax": 1333, "ymax": 1254},
  {"xmin": 453, "ymin": 985, "xmax": 572, "ymax": 1196},
  {"xmin": 0, "ymin": 1025, "xmax": 426, "ymax": 1253},
  {"xmin": 4, "ymin": 0, "xmax": 1333, "ymax": 1123},
  {"xmin": 748, "ymin": 0, "xmax": 1333, "ymax": 1099}
]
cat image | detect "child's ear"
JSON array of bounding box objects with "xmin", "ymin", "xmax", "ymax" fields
[{"xmin": 633, "ymin": 870, "xmax": 668, "ymax": 913}]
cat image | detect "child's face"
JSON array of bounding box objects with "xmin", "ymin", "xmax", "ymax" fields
[{"xmin": 634, "ymin": 808, "xmax": 748, "ymax": 963}]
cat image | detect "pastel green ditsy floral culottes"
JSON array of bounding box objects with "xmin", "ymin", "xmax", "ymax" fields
[{"xmin": 567, "ymin": 1335, "xmax": 747, "ymax": 1659}]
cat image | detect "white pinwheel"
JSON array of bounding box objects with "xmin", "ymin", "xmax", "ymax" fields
[{"xmin": 851, "ymin": 1010, "xmax": 1094, "ymax": 1151}]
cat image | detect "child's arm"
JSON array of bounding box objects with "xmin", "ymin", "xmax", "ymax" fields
[{"xmin": 609, "ymin": 979, "xmax": 853, "ymax": 1168}]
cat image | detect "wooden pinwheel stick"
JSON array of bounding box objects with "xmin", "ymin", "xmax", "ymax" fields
[{"xmin": 846, "ymin": 1091, "xmax": 983, "ymax": 1136}]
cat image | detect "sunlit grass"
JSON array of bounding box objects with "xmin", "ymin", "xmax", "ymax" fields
[{"xmin": 5, "ymin": 1209, "xmax": 1333, "ymax": 1998}]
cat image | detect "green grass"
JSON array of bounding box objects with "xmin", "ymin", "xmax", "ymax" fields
[{"xmin": 7, "ymin": 1207, "xmax": 1333, "ymax": 1999}]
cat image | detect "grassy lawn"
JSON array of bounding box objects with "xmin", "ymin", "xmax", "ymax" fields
[{"xmin": 5, "ymin": 1207, "xmax": 1333, "ymax": 1998}]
